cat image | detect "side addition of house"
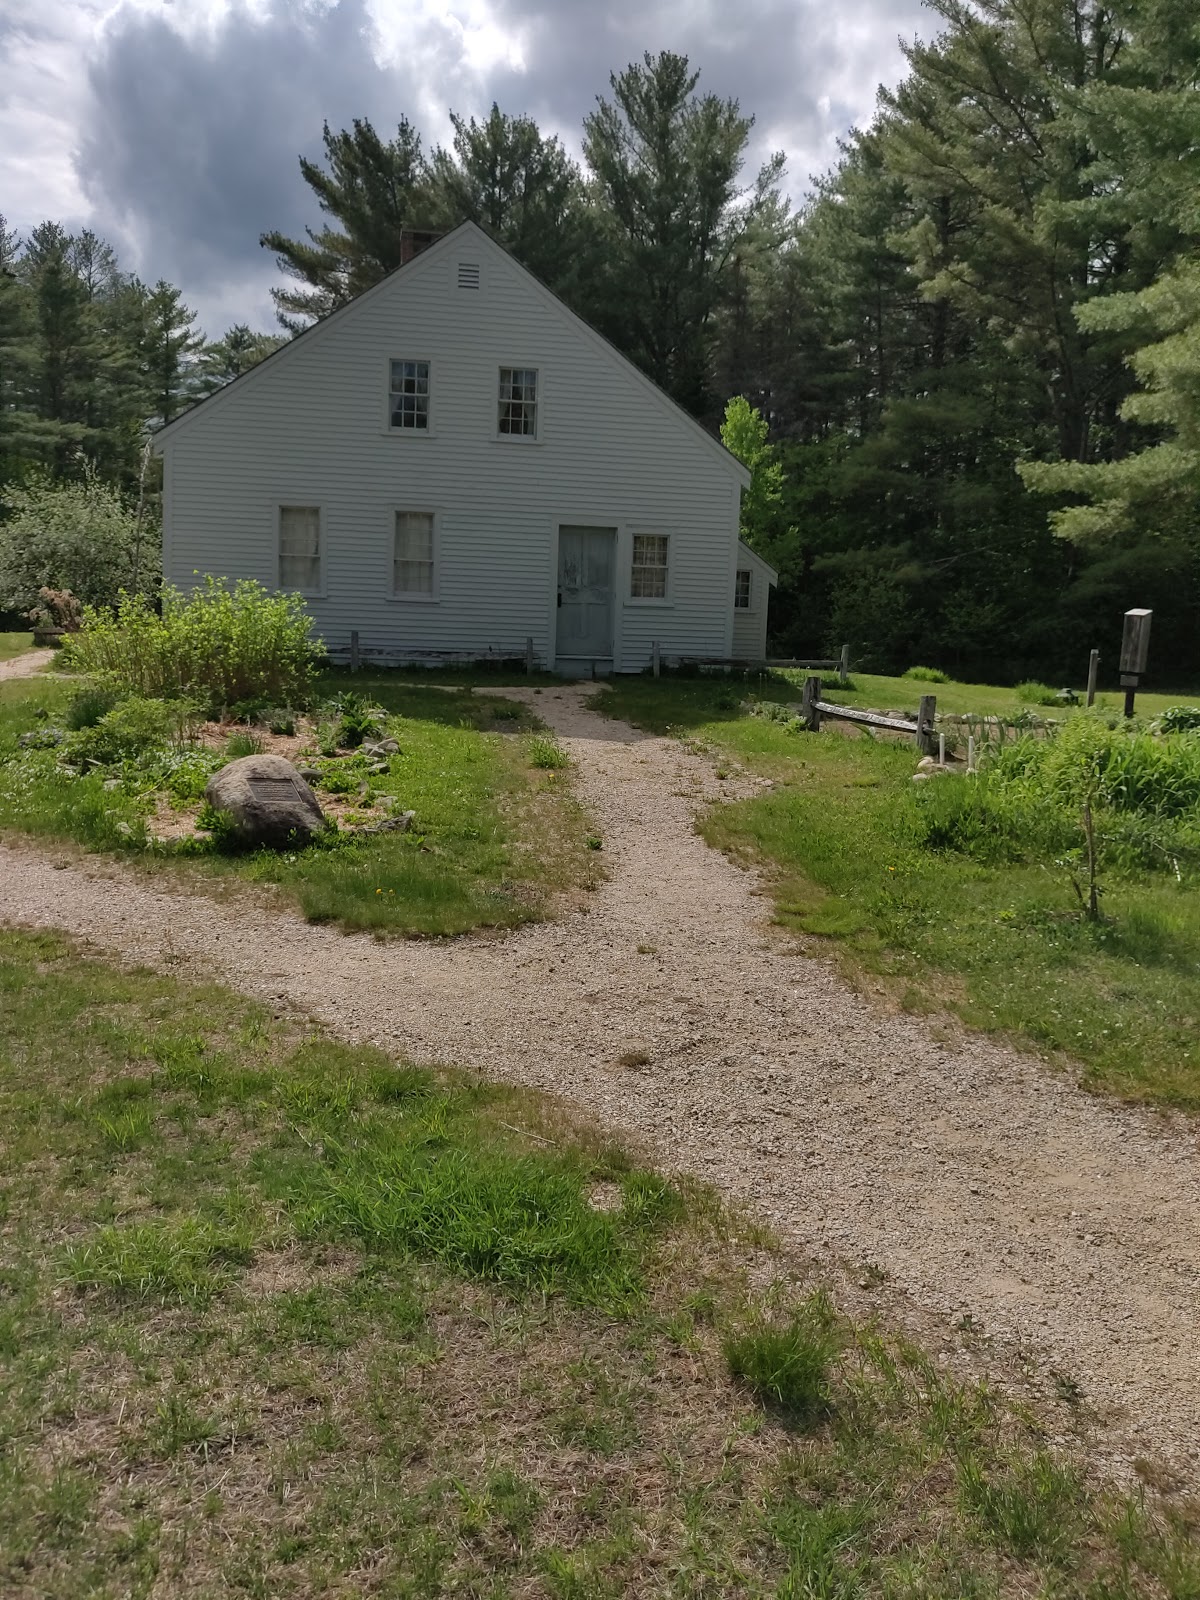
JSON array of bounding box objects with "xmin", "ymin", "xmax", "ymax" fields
[{"xmin": 155, "ymin": 222, "xmax": 777, "ymax": 672}]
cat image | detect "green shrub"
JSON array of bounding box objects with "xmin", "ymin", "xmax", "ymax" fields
[
  {"xmin": 62, "ymin": 577, "xmax": 321, "ymax": 710},
  {"xmin": 723, "ymin": 1293, "xmax": 841, "ymax": 1422},
  {"xmin": 67, "ymin": 697, "xmax": 191, "ymax": 767},
  {"xmin": 224, "ymin": 731, "xmax": 262, "ymax": 759},
  {"xmin": 1015, "ymin": 680, "xmax": 1062, "ymax": 706},
  {"xmin": 1156, "ymin": 704, "xmax": 1200, "ymax": 734},
  {"xmin": 64, "ymin": 682, "xmax": 121, "ymax": 731},
  {"xmin": 902, "ymin": 666, "xmax": 949, "ymax": 683},
  {"xmin": 325, "ymin": 692, "xmax": 383, "ymax": 748}
]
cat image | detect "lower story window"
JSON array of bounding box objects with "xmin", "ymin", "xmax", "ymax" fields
[
  {"xmin": 394, "ymin": 511, "xmax": 434, "ymax": 595},
  {"xmin": 278, "ymin": 505, "xmax": 320, "ymax": 593},
  {"xmin": 735, "ymin": 568, "xmax": 751, "ymax": 608},
  {"xmin": 631, "ymin": 534, "xmax": 669, "ymax": 599}
]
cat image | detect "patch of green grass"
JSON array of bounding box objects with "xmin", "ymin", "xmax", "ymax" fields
[
  {"xmin": 598, "ymin": 677, "xmax": 1200, "ymax": 1109},
  {"xmin": 723, "ymin": 1293, "xmax": 841, "ymax": 1423},
  {"xmin": 0, "ymin": 675, "xmax": 600, "ymax": 937},
  {"xmin": 0, "ymin": 927, "xmax": 1194, "ymax": 1595},
  {"xmin": 0, "ymin": 631, "xmax": 35, "ymax": 662},
  {"xmin": 529, "ymin": 733, "xmax": 570, "ymax": 769}
]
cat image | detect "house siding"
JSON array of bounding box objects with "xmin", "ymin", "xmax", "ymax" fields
[
  {"xmin": 161, "ymin": 228, "xmax": 747, "ymax": 672},
  {"xmin": 731, "ymin": 541, "xmax": 775, "ymax": 662}
]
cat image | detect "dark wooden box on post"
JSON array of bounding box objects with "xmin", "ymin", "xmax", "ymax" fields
[{"xmin": 1119, "ymin": 608, "xmax": 1152, "ymax": 717}]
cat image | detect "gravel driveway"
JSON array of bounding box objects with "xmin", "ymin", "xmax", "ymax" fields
[
  {"xmin": 0, "ymin": 648, "xmax": 55, "ymax": 681},
  {"xmin": 1, "ymin": 682, "xmax": 1197, "ymax": 1483}
]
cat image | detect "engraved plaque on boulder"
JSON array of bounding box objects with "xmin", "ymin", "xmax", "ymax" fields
[{"xmin": 204, "ymin": 755, "xmax": 325, "ymax": 848}]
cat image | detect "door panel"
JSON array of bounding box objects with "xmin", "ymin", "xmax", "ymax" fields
[{"xmin": 556, "ymin": 526, "xmax": 615, "ymax": 659}]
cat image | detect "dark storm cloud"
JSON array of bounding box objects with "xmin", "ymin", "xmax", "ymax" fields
[
  {"xmin": 480, "ymin": 0, "xmax": 931, "ymax": 186},
  {"xmin": 75, "ymin": 0, "xmax": 933, "ymax": 331},
  {"xmin": 78, "ymin": 0, "xmax": 468, "ymax": 307}
]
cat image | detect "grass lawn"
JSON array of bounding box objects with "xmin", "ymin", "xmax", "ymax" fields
[
  {"xmin": 0, "ymin": 631, "xmax": 35, "ymax": 662},
  {"xmin": 784, "ymin": 670, "xmax": 1199, "ymax": 721},
  {"xmin": 0, "ymin": 674, "xmax": 597, "ymax": 938},
  {"xmin": 1, "ymin": 926, "xmax": 1195, "ymax": 1597},
  {"xmin": 599, "ymin": 676, "xmax": 1200, "ymax": 1111}
]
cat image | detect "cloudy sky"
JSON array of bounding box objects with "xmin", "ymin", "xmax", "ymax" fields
[{"xmin": 1, "ymin": 0, "xmax": 931, "ymax": 337}]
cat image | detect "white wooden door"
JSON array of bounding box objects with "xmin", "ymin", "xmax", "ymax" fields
[{"xmin": 556, "ymin": 526, "xmax": 615, "ymax": 660}]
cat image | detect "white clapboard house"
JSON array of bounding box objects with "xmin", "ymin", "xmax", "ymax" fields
[{"xmin": 154, "ymin": 222, "xmax": 776, "ymax": 672}]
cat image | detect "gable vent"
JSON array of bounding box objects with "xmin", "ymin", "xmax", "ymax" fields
[{"xmin": 457, "ymin": 261, "xmax": 481, "ymax": 290}]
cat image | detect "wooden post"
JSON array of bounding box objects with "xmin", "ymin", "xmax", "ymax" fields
[
  {"xmin": 967, "ymin": 735, "xmax": 976, "ymax": 773},
  {"xmin": 938, "ymin": 731, "xmax": 946, "ymax": 766},
  {"xmin": 1086, "ymin": 648, "xmax": 1100, "ymax": 707},
  {"xmin": 652, "ymin": 640, "xmax": 660, "ymax": 679},
  {"xmin": 525, "ymin": 636, "xmax": 534, "ymax": 674},
  {"xmin": 1120, "ymin": 608, "xmax": 1152, "ymax": 718},
  {"xmin": 839, "ymin": 643, "xmax": 850, "ymax": 686},
  {"xmin": 801, "ymin": 675, "xmax": 822, "ymax": 732},
  {"xmin": 349, "ymin": 629, "xmax": 360, "ymax": 673},
  {"xmin": 917, "ymin": 694, "xmax": 937, "ymax": 756}
]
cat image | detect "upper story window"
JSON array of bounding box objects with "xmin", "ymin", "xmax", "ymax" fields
[
  {"xmin": 735, "ymin": 568, "xmax": 752, "ymax": 609},
  {"xmin": 390, "ymin": 360, "xmax": 429, "ymax": 430},
  {"xmin": 631, "ymin": 534, "xmax": 669, "ymax": 600},
  {"xmin": 498, "ymin": 367, "xmax": 537, "ymax": 437},
  {"xmin": 279, "ymin": 505, "xmax": 321, "ymax": 594}
]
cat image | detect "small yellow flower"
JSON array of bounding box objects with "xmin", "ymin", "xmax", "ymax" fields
[{"xmin": 376, "ymin": 888, "xmax": 382, "ymax": 894}]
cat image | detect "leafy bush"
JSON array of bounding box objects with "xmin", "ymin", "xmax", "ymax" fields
[
  {"xmin": 1015, "ymin": 680, "xmax": 1062, "ymax": 706},
  {"xmin": 68, "ymin": 697, "xmax": 194, "ymax": 767},
  {"xmin": 325, "ymin": 692, "xmax": 383, "ymax": 748},
  {"xmin": 902, "ymin": 666, "xmax": 949, "ymax": 683},
  {"xmin": 1156, "ymin": 705, "xmax": 1200, "ymax": 734},
  {"xmin": 65, "ymin": 682, "xmax": 120, "ymax": 731},
  {"xmin": 0, "ymin": 467, "xmax": 159, "ymax": 613},
  {"xmin": 63, "ymin": 577, "xmax": 321, "ymax": 709},
  {"xmin": 723, "ymin": 1293, "xmax": 841, "ymax": 1422}
]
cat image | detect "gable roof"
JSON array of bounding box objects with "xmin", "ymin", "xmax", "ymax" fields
[
  {"xmin": 737, "ymin": 539, "xmax": 778, "ymax": 586},
  {"xmin": 155, "ymin": 221, "xmax": 751, "ymax": 488}
]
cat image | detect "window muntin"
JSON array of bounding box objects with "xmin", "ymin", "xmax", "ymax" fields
[
  {"xmin": 278, "ymin": 505, "xmax": 321, "ymax": 593},
  {"xmin": 394, "ymin": 511, "xmax": 434, "ymax": 596},
  {"xmin": 735, "ymin": 568, "xmax": 751, "ymax": 609},
  {"xmin": 389, "ymin": 360, "xmax": 430, "ymax": 430},
  {"xmin": 498, "ymin": 367, "xmax": 537, "ymax": 436},
  {"xmin": 631, "ymin": 534, "xmax": 669, "ymax": 600}
]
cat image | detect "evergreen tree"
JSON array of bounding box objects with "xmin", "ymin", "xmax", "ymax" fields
[
  {"xmin": 196, "ymin": 324, "xmax": 284, "ymax": 395},
  {"xmin": 582, "ymin": 51, "xmax": 785, "ymax": 416},
  {"xmin": 260, "ymin": 118, "xmax": 437, "ymax": 330}
]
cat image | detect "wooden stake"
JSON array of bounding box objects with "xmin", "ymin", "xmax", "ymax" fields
[
  {"xmin": 652, "ymin": 640, "xmax": 660, "ymax": 678},
  {"xmin": 801, "ymin": 675, "xmax": 822, "ymax": 732},
  {"xmin": 968, "ymin": 735, "xmax": 976, "ymax": 773},
  {"xmin": 839, "ymin": 643, "xmax": 850, "ymax": 686},
  {"xmin": 349, "ymin": 629, "xmax": 360, "ymax": 673},
  {"xmin": 525, "ymin": 636, "xmax": 534, "ymax": 674},
  {"xmin": 1086, "ymin": 648, "xmax": 1100, "ymax": 707},
  {"xmin": 917, "ymin": 694, "xmax": 937, "ymax": 756}
]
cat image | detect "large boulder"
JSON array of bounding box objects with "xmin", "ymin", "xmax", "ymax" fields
[{"xmin": 204, "ymin": 754, "xmax": 326, "ymax": 848}]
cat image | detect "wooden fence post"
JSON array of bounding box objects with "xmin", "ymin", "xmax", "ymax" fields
[
  {"xmin": 349, "ymin": 630, "xmax": 360, "ymax": 673},
  {"xmin": 652, "ymin": 640, "xmax": 660, "ymax": 678},
  {"xmin": 802, "ymin": 675, "xmax": 822, "ymax": 732},
  {"xmin": 916, "ymin": 694, "xmax": 937, "ymax": 755},
  {"xmin": 1086, "ymin": 648, "xmax": 1100, "ymax": 707},
  {"xmin": 839, "ymin": 643, "xmax": 850, "ymax": 686},
  {"xmin": 525, "ymin": 636, "xmax": 534, "ymax": 674}
]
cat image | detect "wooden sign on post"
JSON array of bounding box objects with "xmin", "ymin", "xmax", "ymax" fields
[{"xmin": 1119, "ymin": 609, "xmax": 1151, "ymax": 718}]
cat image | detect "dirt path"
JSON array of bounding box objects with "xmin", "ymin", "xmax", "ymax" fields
[
  {"xmin": 2, "ymin": 683, "xmax": 1198, "ymax": 1482},
  {"xmin": 0, "ymin": 648, "xmax": 55, "ymax": 681}
]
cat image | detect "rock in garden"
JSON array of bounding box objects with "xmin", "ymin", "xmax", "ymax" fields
[{"xmin": 204, "ymin": 754, "xmax": 326, "ymax": 848}]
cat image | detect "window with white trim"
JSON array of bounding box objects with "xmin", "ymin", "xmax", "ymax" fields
[
  {"xmin": 631, "ymin": 534, "xmax": 669, "ymax": 599},
  {"xmin": 393, "ymin": 511, "xmax": 434, "ymax": 596},
  {"xmin": 278, "ymin": 505, "xmax": 321, "ymax": 593},
  {"xmin": 498, "ymin": 367, "xmax": 537, "ymax": 436},
  {"xmin": 389, "ymin": 360, "xmax": 429, "ymax": 430},
  {"xmin": 735, "ymin": 568, "xmax": 752, "ymax": 608}
]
